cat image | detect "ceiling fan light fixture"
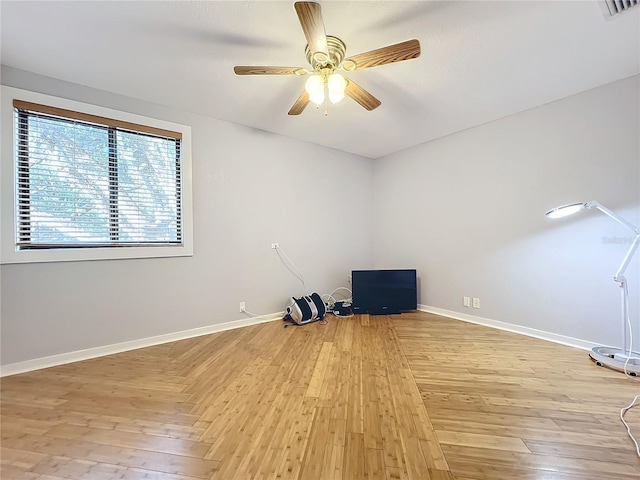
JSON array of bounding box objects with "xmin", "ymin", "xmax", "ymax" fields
[
  {"xmin": 328, "ymin": 73, "xmax": 347, "ymax": 104},
  {"xmin": 305, "ymin": 74, "xmax": 325, "ymax": 105},
  {"xmin": 234, "ymin": 2, "xmax": 421, "ymax": 115}
]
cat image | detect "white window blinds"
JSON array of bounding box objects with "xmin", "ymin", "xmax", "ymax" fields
[{"xmin": 14, "ymin": 100, "xmax": 183, "ymax": 249}]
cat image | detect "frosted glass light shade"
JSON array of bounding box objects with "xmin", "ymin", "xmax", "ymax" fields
[
  {"xmin": 305, "ymin": 75, "xmax": 325, "ymax": 105},
  {"xmin": 328, "ymin": 73, "xmax": 347, "ymax": 104}
]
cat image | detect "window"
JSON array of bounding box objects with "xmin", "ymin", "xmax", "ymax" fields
[{"xmin": 1, "ymin": 87, "xmax": 193, "ymax": 263}]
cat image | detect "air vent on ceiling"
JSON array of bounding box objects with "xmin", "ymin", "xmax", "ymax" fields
[{"xmin": 604, "ymin": 0, "xmax": 638, "ymax": 16}]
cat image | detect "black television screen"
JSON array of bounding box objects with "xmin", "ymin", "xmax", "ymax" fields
[{"xmin": 351, "ymin": 269, "xmax": 417, "ymax": 315}]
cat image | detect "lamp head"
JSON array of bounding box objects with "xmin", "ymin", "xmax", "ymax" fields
[{"xmin": 545, "ymin": 202, "xmax": 587, "ymax": 219}]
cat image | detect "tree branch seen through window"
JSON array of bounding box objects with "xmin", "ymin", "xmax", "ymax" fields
[{"xmin": 14, "ymin": 101, "xmax": 183, "ymax": 249}]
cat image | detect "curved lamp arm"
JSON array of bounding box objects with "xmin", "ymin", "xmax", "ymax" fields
[
  {"xmin": 584, "ymin": 201, "xmax": 640, "ymax": 283},
  {"xmin": 546, "ymin": 200, "xmax": 640, "ymax": 283},
  {"xmin": 585, "ymin": 201, "xmax": 640, "ymax": 236}
]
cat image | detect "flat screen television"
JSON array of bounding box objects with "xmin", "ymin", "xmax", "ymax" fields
[{"xmin": 351, "ymin": 269, "xmax": 417, "ymax": 315}]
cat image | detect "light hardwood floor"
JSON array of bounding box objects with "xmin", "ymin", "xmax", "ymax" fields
[{"xmin": 1, "ymin": 311, "xmax": 639, "ymax": 479}]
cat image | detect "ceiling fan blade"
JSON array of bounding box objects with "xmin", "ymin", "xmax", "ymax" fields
[
  {"xmin": 342, "ymin": 39, "xmax": 421, "ymax": 71},
  {"xmin": 234, "ymin": 66, "xmax": 308, "ymax": 75},
  {"xmin": 288, "ymin": 91, "xmax": 310, "ymax": 115},
  {"xmin": 294, "ymin": 2, "xmax": 329, "ymax": 62},
  {"xmin": 344, "ymin": 79, "xmax": 381, "ymax": 111},
  {"xmin": 344, "ymin": 79, "xmax": 380, "ymax": 111}
]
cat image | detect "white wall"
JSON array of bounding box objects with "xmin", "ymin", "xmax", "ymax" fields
[
  {"xmin": 0, "ymin": 67, "xmax": 374, "ymax": 366},
  {"xmin": 2, "ymin": 67, "xmax": 638, "ymax": 368},
  {"xmin": 373, "ymin": 75, "xmax": 640, "ymax": 348}
]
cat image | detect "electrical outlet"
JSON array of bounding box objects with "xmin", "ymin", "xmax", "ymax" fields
[
  {"xmin": 239, "ymin": 301, "xmax": 246, "ymax": 312},
  {"xmin": 463, "ymin": 296, "xmax": 470, "ymax": 307},
  {"xmin": 347, "ymin": 275, "xmax": 352, "ymax": 284},
  {"xmin": 271, "ymin": 242, "xmax": 279, "ymax": 249},
  {"xmin": 472, "ymin": 298, "xmax": 480, "ymax": 309}
]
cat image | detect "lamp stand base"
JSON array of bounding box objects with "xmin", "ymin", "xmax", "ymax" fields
[{"xmin": 590, "ymin": 346, "xmax": 640, "ymax": 376}]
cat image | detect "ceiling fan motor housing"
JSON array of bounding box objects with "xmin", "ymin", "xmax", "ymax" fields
[{"xmin": 305, "ymin": 35, "xmax": 347, "ymax": 72}]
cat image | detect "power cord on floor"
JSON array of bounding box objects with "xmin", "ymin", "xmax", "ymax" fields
[
  {"xmin": 621, "ymin": 394, "xmax": 640, "ymax": 457},
  {"xmin": 322, "ymin": 287, "xmax": 354, "ymax": 318},
  {"xmin": 620, "ymin": 280, "xmax": 640, "ymax": 457}
]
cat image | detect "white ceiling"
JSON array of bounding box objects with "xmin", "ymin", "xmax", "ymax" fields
[{"xmin": 1, "ymin": 1, "xmax": 639, "ymax": 159}]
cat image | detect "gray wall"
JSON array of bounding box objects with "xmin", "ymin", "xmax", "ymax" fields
[
  {"xmin": 2, "ymin": 68, "xmax": 639, "ymax": 367},
  {"xmin": 0, "ymin": 67, "xmax": 374, "ymax": 365},
  {"xmin": 373, "ymin": 75, "xmax": 640, "ymax": 348}
]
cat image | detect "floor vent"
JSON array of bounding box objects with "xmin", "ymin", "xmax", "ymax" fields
[{"xmin": 604, "ymin": 0, "xmax": 639, "ymax": 16}]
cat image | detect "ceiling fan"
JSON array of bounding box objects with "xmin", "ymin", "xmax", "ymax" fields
[{"xmin": 234, "ymin": 2, "xmax": 421, "ymax": 115}]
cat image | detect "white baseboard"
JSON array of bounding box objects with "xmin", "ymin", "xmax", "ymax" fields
[
  {"xmin": 0, "ymin": 312, "xmax": 284, "ymax": 377},
  {"xmin": 418, "ymin": 304, "xmax": 596, "ymax": 351}
]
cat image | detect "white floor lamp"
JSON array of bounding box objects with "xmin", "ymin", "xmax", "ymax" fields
[{"xmin": 546, "ymin": 200, "xmax": 640, "ymax": 375}]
